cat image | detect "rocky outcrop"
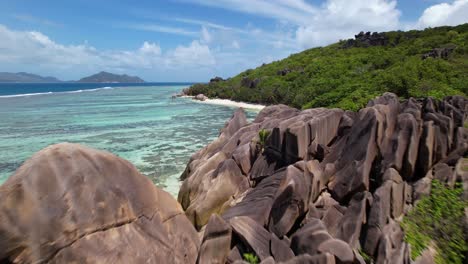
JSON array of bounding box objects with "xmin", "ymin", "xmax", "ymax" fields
[
  {"xmin": 179, "ymin": 93, "xmax": 467, "ymax": 263},
  {"xmin": 241, "ymin": 77, "xmax": 260, "ymax": 89},
  {"xmin": 194, "ymin": 94, "xmax": 209, "ymax": 101},
  {"xmin": 277, "ymin": 68, "xmax": 292, "ymax": 76},
  {"xmin": 422, "ymin": 46, "xmax": 456, "ymax": 60},
  {"xmin": 344, "ymin": 31, "xmax": 389, "ymax": 48},
  {"xmin": 0, "ymin": 143, "xmax": 199, "ymax": 264},
  {"xmin": 210, "ymin": 76, "xmax": 224, "ymax": 83}
]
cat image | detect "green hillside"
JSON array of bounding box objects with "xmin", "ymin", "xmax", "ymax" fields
[{"xmin": 187, "ymin": 24, "xmax": 468, "ymax": 111}]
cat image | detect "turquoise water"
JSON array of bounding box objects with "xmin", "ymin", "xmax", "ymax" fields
[{"xmin": 0, "ymin": 85, "xmax": 258, "ymax": 196}]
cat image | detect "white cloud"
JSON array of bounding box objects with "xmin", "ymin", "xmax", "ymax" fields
[
  {"xmin": 0, "ymin": 24, "xmax": 215, "ymax": 79},
  {"xmin": 279, "ymin": 0, "xmax": 317, "ymax": 14},
  {"xmin": 125, "ymin": 23, "xmax": 198, "ymax": 36},
  {"xmin": 169, "ymin": 40, "xmax": 215, "ymax": 67},
  {"xmin": 296, "ymin": 0, "xmax": 401, "ymax": 48},
  {"xmin": 418, "ymin": 0, "xmax": 468, "ymax": 27},
  {"xmin": 185, "ymin": 0, "xmax": 401, "ymax": 49},
  {"xmin": 0, "ymin": 25, "xmax": 99, "ymax": 67},
  {"xmin": 181, "ymin": 0, "xmax": 316, "ymax": 25},
  {"xmin": 174, "ymin": 17, "xmax": 234, "ymax": 31},
  {"xmin": 171, "ymin": 15, "xmax": 297, "ymax": 50},
  {"xmin": 139, "ymin": 41, "xmax": 162, "ymax": 55}
]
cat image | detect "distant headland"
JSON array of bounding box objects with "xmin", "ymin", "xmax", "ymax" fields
[{"xmin": 0, "ymin": 71, "xmax": 145, "ymax": 83}]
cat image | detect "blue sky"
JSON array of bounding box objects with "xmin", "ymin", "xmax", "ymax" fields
[{"xmin": 0, "ymin": 0, "xmax": 467, "ymax": 82}]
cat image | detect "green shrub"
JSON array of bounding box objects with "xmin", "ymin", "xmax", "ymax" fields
[
  {"xmin": 257, "ymin": 129, "xmax": 270, "ymax": 153},
  {"xmin": 401, "ymin": 180, "xmax": 467, "ymax": 264},
  {"xmin": 243, "ymin": 253, "xmax": 259, "ymax": 264}
]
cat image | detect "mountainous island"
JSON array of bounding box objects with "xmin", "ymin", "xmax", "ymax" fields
[
  {"xmin": 0, "ymin": 71, "xmax": 145, "ymax": 83},
  {"xmin": 0, "ymin": 25, "xmax": 467, "ymax": 264},
  {"xmin": 77, "ymin": 71, "xmax": 145, "ymax": 83}
]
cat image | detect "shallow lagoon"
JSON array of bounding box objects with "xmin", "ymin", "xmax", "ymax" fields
[{"xmin": 0, "ymin": 85, "xmax": 258, "ymax": 196}]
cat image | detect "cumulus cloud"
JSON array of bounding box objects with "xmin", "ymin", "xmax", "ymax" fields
[
  {"xmin": 139, "ymin": 41, "xmax": 162, "ymax": 56},
  {"xmin": 296, "ymin": 0, "xmax": 401, "ymax": 48},
  {"xmin": 186, "ymin": 0, "xmax": 401, "ymax": 49},
  {"xmin": 0, "ymin": 24, "xmax": 215, "ymax": 78},
  {"xmin": 0, "ymin": 25, "xmax": 99, "ymax": 67},
  {"xmin": 417, "ymin": 0, "xmax": 468, "ymax": 27},
  {"xmin": 169, "ymin": 40, "xmax": 216, "ymax": 67}
]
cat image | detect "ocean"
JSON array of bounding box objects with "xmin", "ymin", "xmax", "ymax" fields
[{"xmin": 0, "ymin": 83, "xmax": 258, "ymax": 196}]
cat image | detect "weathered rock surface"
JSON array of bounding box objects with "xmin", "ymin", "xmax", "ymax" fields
[
  {"xmin": 179, "ymin": 93, "xmax": 467, "ymax": 263},
  {"xmin": 0, "ymin": 143, "xmax": 199, "ymax": 263},
  {"xmin": 198, "ymin": 214, "xmax": 232, "ymax": 263},
  {"xmin": 179, "ymin": 108, "xmax": 250, "ymax": 229}
]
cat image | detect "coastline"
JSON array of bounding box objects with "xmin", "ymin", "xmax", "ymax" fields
[{"xmin": 182, "ymin": 95, "xmax": 266, "ymax": 111}]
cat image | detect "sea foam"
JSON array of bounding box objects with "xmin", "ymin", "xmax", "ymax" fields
[{"xmin": 0, "ymin": 87, "xmax": 114, "ymax": 98}]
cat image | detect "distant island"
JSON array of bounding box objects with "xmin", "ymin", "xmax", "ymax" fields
[
  {"xmin": 0, "ymin": 72, "xmax": 62, "ymax": 83},
  {"xmin": 77, "ymin": 71, "xmax": 145, "ymax": 83},
  {"xmin": 0, "ymin": 71, "xmax": 145, "ymax": 83}
]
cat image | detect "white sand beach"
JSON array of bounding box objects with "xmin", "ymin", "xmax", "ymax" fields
[{"xmin": 182, "ymin": 96, "xmax": 265, "ymax": 111}]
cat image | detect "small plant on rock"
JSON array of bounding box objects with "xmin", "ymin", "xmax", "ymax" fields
[
  {"xmin": 257, "ymin": 129, "xmax": 270, "ymax": 153},
  {"xmin": 359, "ymin": 249, "xmax": 373, "ymax": 264},
  {"xmin": 243, "ymin": 253, "xmax": 259, "ymax": 264}
]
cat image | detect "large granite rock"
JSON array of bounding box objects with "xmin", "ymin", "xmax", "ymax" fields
[
  {"xmin": 198, "ymin": 214, "xmax": 232, "ymax": 264},
  {"xmin": 179, "ymin": 109, "xmax": 250, "ymax": 229},
  {"xmin": 268, "ymin": 163, "xmax": 311, "ymax": 237},
  {"xmin": 229, "ymin": 216, "xmax": 271, "ymax": 261},
  {"xmin": 178, "ymin": 93, "xmax": 467, "ymax": 263},
  {"xmin": 180, "ymin": 106, "xmax": 344, "ymax": 229},
  {"xmin": 291, "ymin": 218, "xmax": 332, "ymax": 256},
  {"xmin": 0, "ymin": 143, "xmax": 199, "ymax": 264}
]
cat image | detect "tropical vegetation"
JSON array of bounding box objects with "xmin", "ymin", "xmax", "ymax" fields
[{"xmin": 187, "ymin": 24, "xmax": 468, "ymax": 111}]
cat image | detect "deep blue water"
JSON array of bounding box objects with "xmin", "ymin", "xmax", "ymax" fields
[{"xmin": 0, "ymin": 82, "xmax": 194, "ymax": 97}]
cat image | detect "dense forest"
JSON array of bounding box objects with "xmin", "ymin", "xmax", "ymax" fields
[{"xmin": 187, "ymin": 24, "xmax": 468, "ymax": 111}]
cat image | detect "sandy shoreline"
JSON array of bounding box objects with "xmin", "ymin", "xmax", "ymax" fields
[{"xmin": 181, "ymin": 96, "xmax": 265, "ymax": 111}]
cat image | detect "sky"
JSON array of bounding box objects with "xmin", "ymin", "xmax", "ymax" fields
[{"xmin": 0, "ymin": 0, "xmax": 467, "ymax": 82}]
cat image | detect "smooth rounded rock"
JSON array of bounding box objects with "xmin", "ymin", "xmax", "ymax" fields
[{"xmin": 0, "ymin": 143, "xmax": 199, "ymax": 264}]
